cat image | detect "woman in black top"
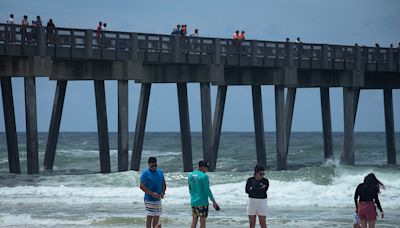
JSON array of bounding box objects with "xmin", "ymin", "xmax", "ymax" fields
[
  {"xmin": 354, "ymin": 173, "xmax": 384, "ymax": 228},
  {"xmin": 245, "ymin": 165, "xmax": 269, "ymax": 228}
]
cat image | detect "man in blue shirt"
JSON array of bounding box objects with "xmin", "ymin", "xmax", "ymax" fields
[{"xmin": 140, "ymin": 157, "xmax": 166, "ymax": 228}]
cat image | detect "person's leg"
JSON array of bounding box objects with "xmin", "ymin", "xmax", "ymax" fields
[
  {"xmin": 152, "ymin": 216, "xmax": 160, "ymax": 228},
  {"xmin": 248, "ymin": 215, "xmax": 256, "ymax": 228},
  {"xmin": 367, "ymin": 220, "xmax": 376, "ymax": 228},
  {"xmin": 199, "ymin": 217, "xmax": 206, "ymax": 228},
  {"xmin": 191, "ymin": 215, "xmax": 198, "ymax": 228},
  {"xmin": 258, "ymin": 215, "xmax": 267, "ymax": 228},
  {"xmin": 360, "ymin": 220, "xmax": 367, "ymax": 228},
  {"xmin": 146, "ymin": 216, "xmax": 153, "ymax": 228}
]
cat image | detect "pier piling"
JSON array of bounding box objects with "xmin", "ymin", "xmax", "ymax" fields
[
  {"xmin": 383, "ymin": 89, "xmax": 397, "ymax": 164},
  {"xmin": 342, "ymin": 87, "xmax": 356, "ymax": 165},
  {"xmin": 94, "ymin": 80, "xmax": 111, "ymax": 173},
  {"xmin": 131, "ymin": 83, "xmax": 151, "ymax": 171},
  {"xmin": 320, "ymin": 87, "xmax": 334, "ymax": 160},
  {"xmin": 118, "ymin": 80, "xmax": 129, "ymax": 171},
  {"xmin": 24, "ymin": 77, "xmax": 39, "ymax": 174},
  {"xmin": 44, "ymin": 80, "xmax": 67, "ymax": 170},
  {"xmin": 1, "ymin": 77, "xmax": 20, "ymax": 173},
  {"xmin": 211, "ymin": 85, "xmax": 227, "ymax": 171},
  {"xmin": 252, "ymin": 85, "xmax": 267, "ymax": 167},
  {"xmin": 200, "ymin": 83, "xmax": 213, "ymax": 168},
  {"xmin": 177, "ymin": 83, "xmax": 193, "ymax": 172},
  {"xmin": 275, "ymin": 86, "xmax": 286, "ymax": 170}
]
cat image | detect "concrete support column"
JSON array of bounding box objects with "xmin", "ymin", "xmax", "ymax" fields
[
  {"xmin": 177, "ymin": 83, "xmax": 193, "ymax": 172},
  {"xmin": 275, "ymin": 86, "xmax": 286, "ymax": 170},
  {"xmin": 211, "ymin": 85, "xmax": 227, "ymax": 171},
  {"xmin": 383, "ymin": 89, "xmax": 397, "ymax": 164},
  {"xmin": 320, "ymin": 87, "xmax": 334, "ymax": 160},
  {"xmin": 342, "ymin": 87, "xmax": 356, "ymax": 165},
  {"xmin": 0, "ymin": 77, "xmax": 20, "ymax": 173},
  {"xmin": 252, "ymin": 85, "xmax": 267, "ymax": 167},
  {"xmin": 94, "ymin": 80, "xmax": 111, "ymax": 173},
  {"xmin": 24, "ymin": 77, "xmax": 39, "ymax": 174},
  {"xmin": 44, "ymin": 80, "xmax": 67, "ymax": 170},
  {"xmin": 200, "ymin": 83, "xmax": 213, "ymax": 166},
  {"xmin": 284, "ymin": 88, "xmax": 296, "ymax": 160},
  {"xmin": 118, "ymin": 80, "xmax": 129, "ymax": 171},
  {"xmin": 131, "ymin": 83, "xmax": 151, "ymax": 171}
]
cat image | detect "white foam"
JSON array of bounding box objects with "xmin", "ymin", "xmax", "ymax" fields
[
  {"xmin": 0, "ymin": 169, "xmax": 398, "ymax": 209},
  {"xmin": 0, "ymin": 214, "xmax": 93, "ymax": 226}
]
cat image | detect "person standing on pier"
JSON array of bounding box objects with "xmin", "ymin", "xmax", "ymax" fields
[
  {"xmin": 6, "ymin": 14, "xmax": 16, "ymax": 42},
  {"xmin": 140, "ymin": 157, "xmax": 167, "ymax": 228},
  {"xmin": 246, "ymin": 165, "xmax": 269, "ymax": 228},
  {"xmin": 21, "ymin": 15, "xmax": 29, "ymax": 44},
  {"xmin": 354, "ymin": 173, "xmax": 385, "ymax": 228},
  {"xmin": 46, "ymin": 19, "xmax": 55, "ymax": 45},
  {"xmin": 188, "ymin": 160, "xmax": 220, "ymax": 228}
]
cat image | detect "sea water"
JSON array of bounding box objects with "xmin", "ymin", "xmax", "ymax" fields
[{"xmin": 0, "ymin": 132, "xmax": 399, "ymax": 227}]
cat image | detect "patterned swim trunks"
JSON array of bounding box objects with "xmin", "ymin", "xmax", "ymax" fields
[{"xmin": 192, "ymin": 205, "xmax": 209, "ymax": 217}]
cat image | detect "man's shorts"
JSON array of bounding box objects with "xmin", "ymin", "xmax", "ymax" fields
[
  {"xmin": 358, "ymin": 201, "xmax": 377, "ymax": 221},
  {"xmin": 192, "ymin": 205, "xmax": 209, "ymax": 217},
  {"xmin": 144, "ymin": 200, "xmax": 162, "ymax": 216},
  {"xmin": 247, "ymin": 197, "xmax": 267, "ymax": 216}
]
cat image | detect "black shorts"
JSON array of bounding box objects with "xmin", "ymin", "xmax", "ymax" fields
[{"xmin": 192, "ymin": 205, "xmax": 209, "ymax": 217}]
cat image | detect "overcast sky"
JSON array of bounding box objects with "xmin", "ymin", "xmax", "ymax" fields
[{"xmin": 0, "ymin": 0, "xmax": 399, "ymax": 132}]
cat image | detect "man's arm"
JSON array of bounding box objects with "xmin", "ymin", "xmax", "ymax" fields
[{"xmin": 160, "ymin": 178, "xmax": 167, "ymax": 198}]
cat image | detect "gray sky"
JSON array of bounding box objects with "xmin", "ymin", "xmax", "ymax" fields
[{"xmin": 0, "ymin": 0, "xmax": 399, "ymax": 132}]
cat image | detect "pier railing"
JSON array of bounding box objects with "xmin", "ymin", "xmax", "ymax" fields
[{"xmin": 0, "ymin": 23, "xmax": 398, "ymax": 72}]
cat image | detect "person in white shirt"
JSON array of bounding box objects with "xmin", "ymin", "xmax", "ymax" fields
[
  {"xmin": 190, "ymin": 29, "xmax": 199, "ymax": 37},
  {"xmin": 6, "ymin": 14, "xmax": 14, "ymax": 24},
  {"xmin": 6, "ymin": 14, "xmax": 16, "ymax": 42}
]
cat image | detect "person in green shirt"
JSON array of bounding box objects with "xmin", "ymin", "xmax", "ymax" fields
[{"xmin": 188, "ymin": 160, "xmax": 220, "ymax": 228}]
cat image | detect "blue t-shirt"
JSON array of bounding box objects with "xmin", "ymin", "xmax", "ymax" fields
[{"xmin": 140, "ymin": 168, "xmax": 165, "ymax": 201}]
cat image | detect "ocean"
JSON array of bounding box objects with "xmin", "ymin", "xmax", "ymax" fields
[{"xmin": 0, "ymin": 132, "xmax": 399, "ymax": 228}]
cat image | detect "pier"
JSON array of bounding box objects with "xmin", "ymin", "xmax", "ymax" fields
[{"xmin": 0, "ymin": 23, "xmax": 398, "ymax": 174}]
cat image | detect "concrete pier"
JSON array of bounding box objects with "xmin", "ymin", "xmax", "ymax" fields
[{"xmin": 0, "ymin": 23, "xmax": 399, "ymax": 173}]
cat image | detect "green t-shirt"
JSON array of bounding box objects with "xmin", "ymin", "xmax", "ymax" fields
[{"xmin": 188, "ymin": 171, "xmax": 215, "ymax": 207}]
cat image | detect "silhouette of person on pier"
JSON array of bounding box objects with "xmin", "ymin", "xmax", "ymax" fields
[
  {"xmin": 96, "ymin": 21, "xmax": 102, "ymax": 47},
  {"xmin": 46, "ymin": 19, "xmax": 55, "ymax": 45},
  {"xmin": 6, "ymin": 14, "xmax": 16, "ymax": 42}
]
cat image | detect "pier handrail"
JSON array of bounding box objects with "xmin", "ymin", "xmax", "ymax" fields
[{"xmin": 0, "ymin": 23, "xmax": 398, "ymax": 72}]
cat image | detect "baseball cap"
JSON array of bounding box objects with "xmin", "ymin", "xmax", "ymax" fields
[{"xmin": 198, "ymin": 160, "xmax": 210, "ymax": 168}]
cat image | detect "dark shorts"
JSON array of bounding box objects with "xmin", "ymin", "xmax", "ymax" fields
[
  {"xmin": 358, "ymin": 201, "xmax": 377, "ymax": 221},
  {"xmin": 192, "ymin": 205, "xmax": 209, "ymax": 217}
]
